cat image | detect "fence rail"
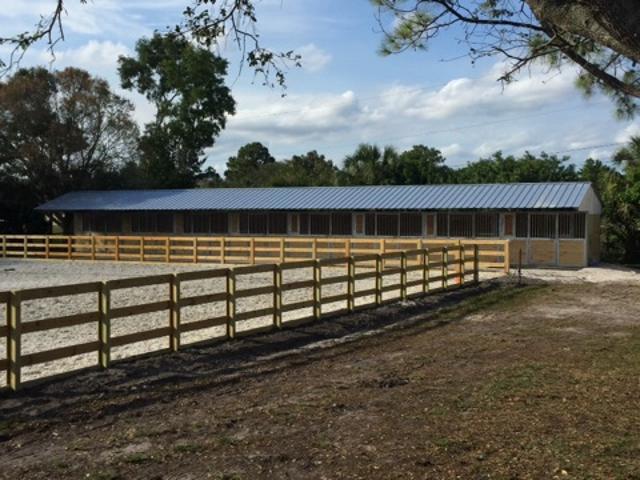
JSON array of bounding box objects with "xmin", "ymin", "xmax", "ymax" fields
[
  {"xmin": 0, "ymin": 234, "xmax": 509, "ymax": 272},
  {"xmin": 0, "ymin": 245, "xmax": 482, "ymax": 391}
]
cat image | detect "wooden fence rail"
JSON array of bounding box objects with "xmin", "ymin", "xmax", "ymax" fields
[
  {"xmin": 0, "ymin": 234, "xmax": 509, "ymax": 272},
  {"xmin": 0, "ymin": 245, "xmax": 482, "ymax": 392}
]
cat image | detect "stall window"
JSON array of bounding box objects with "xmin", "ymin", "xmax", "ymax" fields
[
  {"xmin": 268, "ymin": 213, "xmax": 287, "ymax": 234},
  {"xmin": 558, "ymin": 212, "xmax": 585, "ymax": 239},
  {"xmin": 436, "ymin": 212, "xmax": 449, "ymax": 237},
  {"xmin": 530, "ymin": 213, "xmax": 556, "ymax": 238},
  {"xmin": 475, "ymin": 213, "xmax": 499, "ymax": 237},
  {"xmin": 377, "ymin": 214, "xmax": 398, "ymax": 236},
  {"xmin": 399, "ymin": 213, "xmax": 422, "ymax": 237},
  {"xmin": 425, "ymin": 213, "xmax": 436, "ymax": 236},
  {"xmin": 331, "ymin": 213, "xmax": 352, "ymax": 236},
  {"xmin": 516, "ymin": 213, "xmax": 528, "ymax": 238},
  {"xmin": 449, "ymin": 213, "xmax": 473, "ymax": 237},
  {"xmin": 354, "ymin": 213, "xmax": 365, "ymax": 235}
]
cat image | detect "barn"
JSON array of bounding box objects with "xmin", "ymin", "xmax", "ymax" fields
[{"xmin": 36, "ymin": 182, "xmax": 602, "ymax": 267}]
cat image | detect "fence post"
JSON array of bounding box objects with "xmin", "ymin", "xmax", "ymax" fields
[
  {"xmin": 375, "ymin": 254, "xmax": 382, "ymax": 306},
  {"xmin": 280, "ymin": 238, "xmax": 285, "ymax": 263},
  {"xmin": 1, "ymin": 236, "xmax": 6, "ymax": 258},
  {"xmin": 90, "ymin": 235, "xmax": 96, "ymax": 261},
  {"xmin": 8, "ymin": 292, "xmax": 21, "ymax": 391},
  {"xmin": 459, "ymin": 245, "xmax": 465, "ymax": 285},
  {"xmin": 312, "ymin": 238, "xmax": 318, "ymax": 260},
  {"xmin": 45, "ymin": 236, "xmax": 51, "ymax": 259},
  {"xmin": 226, "ymin": 268, "xmax": 236, "ymax": 339},
  {"xmin": 442, "ymin": 247, "xmax": 448, "ymax": 289},
  {"xmin": 23, "ymin": 237, "xmax": 27, "ymax": 258},
  {"xmin": 193, "ymin": 238, "xmax": 198, "ymax": 263},
  {"xmin": 250, "ymin": 237, "xmax": 255, "ymax": 265},
  {"xmin": 422, "ymin": 248, "xmax": 429, "ymax": 293},
  {"xmin": 220, "ymin": 237, "xmax": 226, "ymax": 264},
  {"xmin": 67, "ymin": 236, "xmax": 71, "ymax": 259},
  {"xmin": 165, "ymin": 237, "xmax": 170, "ymax": 263},
  {"xmin": 98, "ymin": 282, "xmax": 111, "ymax": 369},
  {"xmin": 504, "ymin": 239, "xmax": 510, "ymax": 274},
  {"xmin": 141, "ymin": 237, "xmax": 146, "ymax": 262},
  {"xmin": 400, "ymin": 251, "xmax": 407, "ymax": 301},
  {"xmin": 313, "ymin": 259, "xmax": 322, "ymax": 320},
  {"xmin": 273, "ymin": 264, "xmax": 282, "ymax": 328},
  {"xmin": 170, "ymin": 274, "xmax": 181, "ymax": 352},
  {"xmin": 474, "ymin": 245, "xmax": 480, "ymax": 284},
  {"xmin": 115, "ymin": 236, "xmax": 120, "ymax": 262},
  {"xmin": 347, "ymin": 256, "xmax": 355, "ymax": 312}
]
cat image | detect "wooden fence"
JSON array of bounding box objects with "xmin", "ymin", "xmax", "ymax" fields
[
  {"xmin": 0, "ymin": 245, "xmax": 481, "ymax": 391},
  {"xmin": 0, "ymin": 234, "xmax": 509, "ymax": 272}
]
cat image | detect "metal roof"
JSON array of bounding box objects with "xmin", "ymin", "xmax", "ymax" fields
[{"xmin": 36, "ymin": 182, "xmax": 594, "ymax": 212}]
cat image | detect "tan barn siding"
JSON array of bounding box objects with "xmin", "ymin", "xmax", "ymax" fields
[
  {"xmin": 558, "ymin": 240, "xmax": 585, "ymax": 267},
  {"xmin": 529, "ymin": 240, "xmax": 557, "ymax": 266}
]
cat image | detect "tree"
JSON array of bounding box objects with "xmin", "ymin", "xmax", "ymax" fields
[
  {"xmin": 224, "ymin": 142, "xmax": 276, "ymax": 187},
  {"xmin": 600, "ymin": 137, "xmax": 640, "ymax": 263},
  {"xmin": 0, "ymin": 67, "xmax": 139, "ymax": 231},
  {"xmin": 375, "ymin": 1, "xmax": 640, "ymax": 117},
  {"xmin": 268, "ymin": 151, "xmax": 338, "ymax": 187},
  {"xmin": 388, "ymin": 145, "xmax": 453, "ymax": 184},
  {"xmin": 5, "ymin": 2, "xmax": 640, "ymax": 112},
  {"xmin": 338, "ymin": 144, "xmax": 397, "ymax": 185},
  {"xmin": 457, "ymin": 151, "xmax": 579, "ymax": 183},
  {"xmin": 119, "ymin": 33, "xmax": 236, "ymax": 188}
]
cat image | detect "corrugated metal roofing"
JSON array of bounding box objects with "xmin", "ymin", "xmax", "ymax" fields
[{"xmin": 36, "ymin": 182, "xmax": 593, "ymax": 212}]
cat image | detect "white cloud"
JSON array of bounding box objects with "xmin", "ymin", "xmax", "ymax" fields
[
  {"xmin": 297, "ymin": 43, "xmax": 332, "ymax": 73},
  {"xmin": 615, "ymin": 122, "xmax": 640, "ymax": 143},
  {"xmin": 42, "ymin": 40, "xmax": 131, "ymax": 72}
]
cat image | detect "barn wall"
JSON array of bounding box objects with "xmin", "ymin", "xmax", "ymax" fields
[{"xmin": 587, "ymin": 214, "xmax": 601, "ymax": 264}]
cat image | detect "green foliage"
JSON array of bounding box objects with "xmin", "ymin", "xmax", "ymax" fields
[
  {"xmin": 457, "ymin": 151, "xmax": 579, "ymax": 183},
  {"xmin": 224, "ymin": 142, "xmax": 276, "ymax": 187},
  {"xmin": 388, "ymin": 145, "xmax": 454, "ymax": 184},
  {"xmin": 267, "ymin": 151, "xmax": 338, "ymax": 187},
  {"xmin": 337, "ymin": 144, "xmax": 397, "ymax": 185},
  {"xmin": 0, "ymin": 66, "xmax": 139, "ymax": 232},
  {"xmin": 119, "ymin": 33, "xmax": 235, "ymax": 188}
]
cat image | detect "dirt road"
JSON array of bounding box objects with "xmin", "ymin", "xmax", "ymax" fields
[{"xmin": 1, "ymin": 278, "xmax": 639, "ymax": 479}]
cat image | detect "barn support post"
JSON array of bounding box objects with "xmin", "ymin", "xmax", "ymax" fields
[
  {"xmin": 473, "ymin": 245, "xmax": 480, "ymax": 284},
  {"xmin": 375, "ymin": 254, "xmax": 382, "ymax": 306},
  {"xmin": 273, "ymin": 264, "xmax": 282, "ymax": 328},
  {"xmin": 7, "ymin": 292, "xmax": 21, "ymax": 391},
  {"xmin": 170, "ymin": 274, "xmax": 181, "ymax": 352},
  {"xmin": 226, "ymin": 268, "xmax": 236, "ymax": 339},
  {"xmin": 98, "ymin": 282, "xmax": 111, "ymax": 369},
  {"xmin": 313, "ymin": 259, "xmax": 322, "ymax": 320}
]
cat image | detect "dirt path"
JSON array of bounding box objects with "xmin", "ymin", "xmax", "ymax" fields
[{"xmin": 1, "ymin": 278, "xmax": 639, "ymax": 479}]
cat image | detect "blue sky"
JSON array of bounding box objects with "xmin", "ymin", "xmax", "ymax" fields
[{"xmin": 1, "ymin": 0, "xmax": 637, "ymax": 175}]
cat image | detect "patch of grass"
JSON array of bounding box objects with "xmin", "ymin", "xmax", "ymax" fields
[
  {"xmin": 88, "ymin": 470, "xmax": 122, "ymax": 480},
  {"xmin": 437, "ymin": 284, "xmax": 548, "ymax": 322},
  {"xmin": 174, "ymin": 443, "xmax": 202, "ymax": 454},
  {"xmin": 601, "ymin": 436, "xmax": 640, "ymax": 459},
  {"xmin": 123, "ymin": 452, "xmax": 154, "ymax": 465},
  {"xmin": 485, "ymin": 364, "xmax": 544, "ymax": 399}
]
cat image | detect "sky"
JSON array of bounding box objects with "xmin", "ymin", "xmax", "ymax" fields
[{"xmin": 1, "ymin": 0, "xmax": 638, "ymax": 176}]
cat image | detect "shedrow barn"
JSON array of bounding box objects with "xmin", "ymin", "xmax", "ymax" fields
[{"xmin": 35, "ymin": 182, "xmax": 602, "ymax": 268}]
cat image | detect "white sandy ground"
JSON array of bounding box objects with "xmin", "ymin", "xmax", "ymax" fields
[
  {"xmin": 0, "ymin": 258, "xmax": 637, "ymax": 387},
  {"xmin": 0, "ymin": 258, "xmax": 435, "ymax": 385}
]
